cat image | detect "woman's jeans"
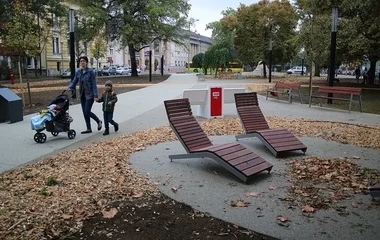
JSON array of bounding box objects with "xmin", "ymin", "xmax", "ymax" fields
[{"xmin": 80, "ymin": 95, "xmax": 100, "ymax": 130}]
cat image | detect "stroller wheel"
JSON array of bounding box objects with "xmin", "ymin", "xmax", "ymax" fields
[
  {"xmin": 34, "ymin": 132, "xmax": 47, "ymax": 143},
  {"xmin": 68, "ymin": 129, "xmax": 76, "ymax": 139},
  {"xmin": 51, "ymin": 132, "xmax": 59, "ymax": 137}
]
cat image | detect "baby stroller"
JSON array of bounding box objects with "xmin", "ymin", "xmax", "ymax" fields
[{"xmin": 31, "ymin": 90, "xmax": 76, "ymax": 143}]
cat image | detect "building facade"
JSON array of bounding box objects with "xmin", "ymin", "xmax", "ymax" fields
[{"xmin": 0, "ymin": 0, "xmax": 213, "ymax": 76}]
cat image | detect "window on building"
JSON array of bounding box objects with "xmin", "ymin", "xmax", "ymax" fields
[
  {"xmin": 52, "ymin": 14, "xmax": 59, "ymax": 29},
  {"xmin": 175, "ymin": 61, "xmax": 177, "ymax": 66},
  {"xmin": 109, "ymin": 48, "xmax": 114, "ymax": 55},
  {"xmin": 52, "ymin": 37, "xmax": 60, "ymax": 54}
]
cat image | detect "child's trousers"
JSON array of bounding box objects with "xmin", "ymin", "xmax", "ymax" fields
[{"xmin": 103, "ymin": 112, "xmax": 117, "ymax": 130}]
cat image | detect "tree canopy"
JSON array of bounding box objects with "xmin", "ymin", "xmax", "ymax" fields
[{"xmin": 77, "ymin": 0, "xmax": 190, "ymax": 76}]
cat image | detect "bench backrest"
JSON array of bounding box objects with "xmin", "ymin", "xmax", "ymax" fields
[
  {"xmin": 164, "ymin": 98, "xmax": 213, "ymax": 152},
  {"xmin": 234, "ymin": 92, "xmax": 259, "ymax": 107},
  {"xmin": 183, "ymin": 89, "xmax": 208, "ymax": 105},
  {"xmin": 234, "ymin": 92, "xmax": 270, "ymax": 133},
  {"xmin": 317, "ymin": 86, "xmax": 362, "ymax": 95},
  {"xmin": 275, "ymin": 82, "xmax": 301, "ymax": 90}
]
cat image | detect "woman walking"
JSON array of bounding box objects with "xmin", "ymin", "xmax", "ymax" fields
[{"xmin": 68, "ymin": 56, "xmax": 102, "ymax": 134}]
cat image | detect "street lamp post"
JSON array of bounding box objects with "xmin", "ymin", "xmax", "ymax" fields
[
  {"xmin": 268, "ymin": 37, "xmax": 272, "ymax": 83},
  {"xmin": 69, "ymin": 9, "xmax": 76, "ymax": 98},
  {"xmin": 301, "ymin": 57, "xmax": 304, "ymax": 76},
  {"xmin": 328, "ymin": 7, "xmax": 338, "ymax": 104}
]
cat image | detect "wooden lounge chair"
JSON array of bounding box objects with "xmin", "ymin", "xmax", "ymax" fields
[
  {"xmin": 164, "ymin": 98, "xmax": 273, "ymax": 183},
  {"xmin": 234, "ymin": 92, "xmax": 307, "ymax": 157}
]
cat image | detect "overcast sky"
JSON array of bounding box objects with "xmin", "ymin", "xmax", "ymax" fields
[
  {"xmin": 188, "ymin": 0, "xmax": 259, "ymax": 37},
  {"xmin": 188, "ymin": 0, "xmax": 296, "ymax": 38}
]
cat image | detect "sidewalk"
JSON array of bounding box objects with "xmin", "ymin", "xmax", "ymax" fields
[{"xmin": 0, "ymin": 74, "xmax": 197, "ymax": 173}]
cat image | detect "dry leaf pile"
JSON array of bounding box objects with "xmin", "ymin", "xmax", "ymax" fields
[
  {"xmin": 0, "ymin": 116, "xmax": 379, "ymax": 239},
  {"xmin": 0, "ymin": 127, "xmax": 176, "ymax": 239},
  {"xmin": 285, "ymin": 157, "xmax": 380, "ymax": 210}
]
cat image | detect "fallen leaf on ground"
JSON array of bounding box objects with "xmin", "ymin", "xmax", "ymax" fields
[
  {"xmin": 61, "ymin": 214, "xmax": 73, "ymax": 220},
  {"xmin": 277, "ymin": 215, "xmax": 291, "ymax": 222},
  {"xmin": 268, "ymin": 186, "xmax": 277, "ymax": 190},
  {"xmin": 101, "ymin": 208, "xmax": 118, "ymax": 219},
  {"xmin": 132, "ymin": 192, "xmax": 143, "ymax": 198},
  {"xmin": 171, "ymin": 185, "xmax": 182, "ymax": 193},
  {"xmin": 245, "ymin": 192, "xmax": 261, "ymax": 197},
  {"xmin": 352, "ymin": 202, "xmax": 359, "ymax": 208},
  {"xmin": 302, "ymin": 205, "xmax": 315, "ymax": 213},
  {"xmin": 231, "ymin": 200, "xmax": 250, "ymax": 207},
  {"xmin": 352, "ymin": 156, "xmax": 360, "ymax": 159}
]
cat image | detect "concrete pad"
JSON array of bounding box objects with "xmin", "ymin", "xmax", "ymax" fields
[{"xmin": 129, "ymin": 135, "xmax": 380, "ymax": 240}]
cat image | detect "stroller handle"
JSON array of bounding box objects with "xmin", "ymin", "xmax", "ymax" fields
[{"xmin": 62, "ymin": 89, "xmax": 74, "ymax": 95}]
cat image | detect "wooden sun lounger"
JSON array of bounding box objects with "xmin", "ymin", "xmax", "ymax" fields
[
  {"xmin": 164, "ymin": 98, "xmax": 273, "ymax": 183},
  {"xmin": 234, "ymin": 92, "xmax": 307, "ymax": 157}
]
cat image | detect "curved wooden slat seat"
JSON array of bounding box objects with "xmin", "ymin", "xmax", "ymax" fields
[
  {"xmin": 164, "ymin": 98, "xmax": 273, "ymax": 183},
  {"xmin": 234, "ymin": 92, "xmax": 307, "ymax": 157}
]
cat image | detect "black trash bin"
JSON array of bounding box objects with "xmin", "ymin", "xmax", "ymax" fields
[{"xmin": 0, "ymin": 88, "xmax": 23, "ymax": 123}]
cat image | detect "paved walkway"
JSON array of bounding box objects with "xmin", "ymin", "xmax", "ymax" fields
[{"xmin": 0, "ymin": 74, "xmax": 197, "ymax": 173}]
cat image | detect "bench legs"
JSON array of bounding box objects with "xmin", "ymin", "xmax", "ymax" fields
[{"xmin": 349, "ymin": 94, "xmax": 353, "ymax": 113}]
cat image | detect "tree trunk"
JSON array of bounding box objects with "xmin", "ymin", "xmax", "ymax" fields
[
  {"xmin": 214, "ymin": 66, "xmax": 218, "ymax": 78},
  {"xmin": 314, "ymin": 62, "xmax": 320, "ymax": 77},
  {"xmin": 24, "ymin": 54, "xmax": 32, "ymax": 107},
  {"xmin": 263, "ymin": 61, "xmax": 267, "ymax": 78},
  {"xmin": 368, "ymin": 59, "xmax": 377, "ymax": 85},
  {"xmin": 34, "ymin": 56, "xmax": 38, "ymax": 77},
  {"xmin": 129, "ymin": 44, "xmax": 138, "ymax": 77},
  {"xmin": 39, "ymin": 54, "xmax": 42, "ymax": 75},
  {"xmin": 204, "ymin": 68, "xmax": 207, "ymax": 75}
]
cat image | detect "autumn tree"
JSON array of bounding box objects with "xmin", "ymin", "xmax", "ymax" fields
[
  {"xmin": 192, "ymin": 53, "xmax": 204, "ymax": 69},
  {"xmin": 230, "ymin": 0, "xmax": 298, "ymax": 77},
  {"xmin": 77, "ymin": 0, "xmax": 190, "ymax": 77},
  {"xmin": 204, "ymin": 8, "xmax": 237, "ymax": 76},
  {"xmin": 91, "ymin": 38, "xmax": 107, "ymax": 71},
  {"xmin": 297, "ymin": 0, "xmax": 380, "ymax": 84},
  {"xmin": 5, "ymin": 1, "xmax": 51, "ymax": 107}
]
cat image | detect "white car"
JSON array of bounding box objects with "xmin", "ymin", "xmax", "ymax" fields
[
  {"xmin": 116, "ymin": 67, "xmax": 130, "ymax": 75},
  {"xmin": 128, "ymin": 67, "xmax": 141, "ymax": 73},
  {"xmin": 287, "ymin": 66, "xmax": 307, "ymax": 75}
]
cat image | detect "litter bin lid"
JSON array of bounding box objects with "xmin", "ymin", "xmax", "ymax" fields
[{"xmin": 0, "ymin": 88, "xmax": 22, "ymax": 101}]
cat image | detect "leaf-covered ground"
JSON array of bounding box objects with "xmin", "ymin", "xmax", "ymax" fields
[{"xmin": 1, "ymin": 117, "xmax": 379, "ymax": 239}]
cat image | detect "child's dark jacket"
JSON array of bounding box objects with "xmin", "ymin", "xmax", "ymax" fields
[{"xmin": 97, "ymin": 90, "xmax": 118, "ymax": 112}]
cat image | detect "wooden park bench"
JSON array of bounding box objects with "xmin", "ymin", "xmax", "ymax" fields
[
  {"xmin": 309, "ymin": 86, "xmax": 362, "ymax": 113},
  {"xmin": 266, "ymin": 82, "xmax": 303, "ymax": 104},
  {"xmin": 163, "ymin": 98, "xmax": 273, "ymax": 183},
  {"xmin": 219, "ymin": 72, "xmax": 236, "ymax": 79},
  {"xmin": 234, "ymin": 92, "xmax": 307, "ymax": 157},
  {"xmin": 196, "ymin": 73, "xmax": 205, "ymax": 81}
]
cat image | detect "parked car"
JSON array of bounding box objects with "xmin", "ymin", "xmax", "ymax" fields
[
  {"xmin": 127, "ymin": 67, "xmax": 141, "ymax": 73},
  {"xmin": 116, "ymin": 67, "xmax": 130, "ymax": 75},
  {"xmin": 60, "ymin": 69, "xmax": 71, "ymax": 78},
  {"xmin": 287, "ymin": 66, "xmax": 307, "ymax": 75},
  {"xmin": 102, "ymin": 67, "xmax": 117, "ymax": 76}
]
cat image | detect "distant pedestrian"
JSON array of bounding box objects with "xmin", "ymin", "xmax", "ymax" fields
[
  {"xmin": 67, "ymin": 56, "xmax": 102, "ymax": 134},
  {"xmin": 97, "ymin": 80, "xmax": 119, "ymax": 135},
  {"xmin": 355, "ymin": 67, "xmax": 361, "ymax": 84}
]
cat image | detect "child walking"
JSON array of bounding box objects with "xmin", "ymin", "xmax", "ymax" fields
[{"xmin": 97, "ymin": 80, "xmax": 119, "ymax": 135}]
